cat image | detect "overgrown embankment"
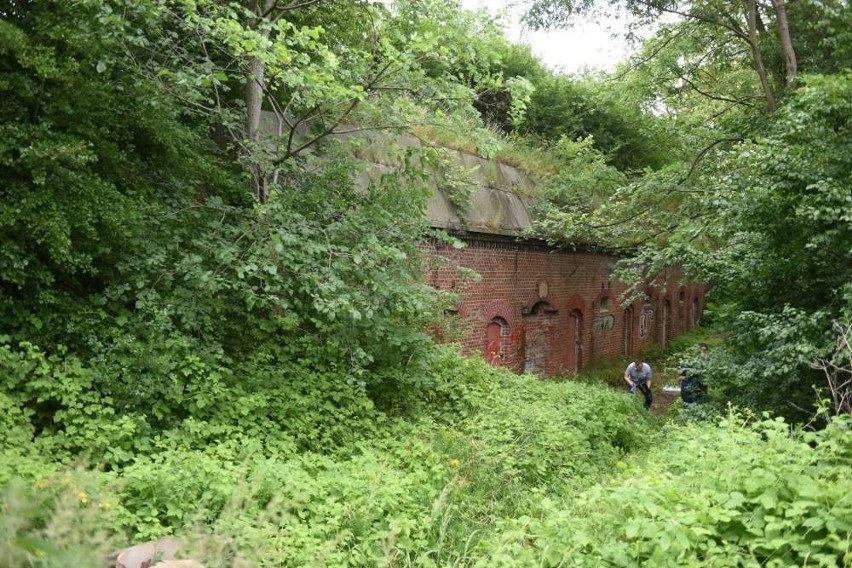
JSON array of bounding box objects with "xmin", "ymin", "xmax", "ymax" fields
[
  {"xmin": 3, "ymin": 345, "xmax": 851, "ymax": 567},
  {"xmin": 1, "ymin": 346, "xmax": 651, "ymax": 565}
]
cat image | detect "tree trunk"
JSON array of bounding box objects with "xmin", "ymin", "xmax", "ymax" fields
[
  {"xmin": 245, "ymin": 0, "xmax": 275, "ymax": 203},
  {"xmin": 770, "ymin": 0, "xmax": 797, "ymax": 90},
  {"xmin": 246, "ymin": 54, "xmax": 268, "ymax": 203},
  {"xmin": 747, "ymin": 0, "xmax": 777, "ymax": 112}
]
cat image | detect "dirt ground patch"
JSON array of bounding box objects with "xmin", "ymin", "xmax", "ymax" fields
[{"xmin": 651, "ymin": 387, "xmax": 680, "ymax": 415}]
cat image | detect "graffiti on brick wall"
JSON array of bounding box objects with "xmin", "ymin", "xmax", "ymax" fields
[
  {"xmin": 422, "ymin": 235, "xmax": 704, "ymax": 376},
  {"xmin": 639, "ymin": 305, "xmax": 655, "ymax": 340},
  {"xmin": 593, "ymin": 313, "xmax": 615, "ymax": 338}
]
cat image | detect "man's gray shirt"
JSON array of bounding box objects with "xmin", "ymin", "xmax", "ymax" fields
[{"xmin": 626, "ymin": 362, "xmax": 652, "ymax": 384}]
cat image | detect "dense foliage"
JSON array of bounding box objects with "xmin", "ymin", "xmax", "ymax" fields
[
  {"xmin": 480, "ymin": 412, "xmax": 852, "ymax": 567},
  {"xmin": 2, "ymin": 0, "xmax": 852, "ymax": 565},
  {"xmin": 0, "ymin": 351, "xmax": 655, "ymax": 565},
  {"xmin": 527, "ymin": 0, "xmax": 852, "ymax": 420},
  {"xmin": 3, "ymin": 361, "xmax": 850, "ymax": 565},
  {"xmin": 0, "ymin": 0, "xmax": 487, "ymax": 427}
]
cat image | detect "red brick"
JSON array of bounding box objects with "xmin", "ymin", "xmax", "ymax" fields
[{"xmin": 423, "ymin": 235, "xmax": 705, "ymax": 376}]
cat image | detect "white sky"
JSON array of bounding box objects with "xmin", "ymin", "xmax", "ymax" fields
[{"xmin": 459, "ymin": 0, "xmax": 630, "ymax": 74}]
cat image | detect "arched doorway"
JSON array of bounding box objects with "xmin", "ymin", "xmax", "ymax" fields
[
  {"xmin": 484, "ymin": 317, "xmax": 507, "ymax": 365},
  {"xmin": 566, "ymin": 309, "xmax": 583, "ymax": 373}
]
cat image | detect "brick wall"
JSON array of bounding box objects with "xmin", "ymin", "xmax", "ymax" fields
[{"xmin": 424, "ymin": 234, "xmax": 705, "ymax": 376}]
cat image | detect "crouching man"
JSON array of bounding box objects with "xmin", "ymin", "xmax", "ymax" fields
[{"xmin": 624, "ymin": 357, "xmax": 653, "ymax": 409}]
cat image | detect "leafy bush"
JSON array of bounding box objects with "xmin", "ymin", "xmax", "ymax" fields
[
  {"xmin": 0, "ymin": 340, "xmax": 144, "ymax": 464},
  {"xmin": 569, "ymin": 356, "xmax": 631, "ymax": 389},
  {"xmin": 207, "ymin": 444, "xmax": 447, "ymax": 567},
  {"xmin": 373, "ymin": 344, "xmax": 496, "ymax": 419},
  {"xmin": 110, "ymin": 450, "xmax": 244, "ymax": 541},
  {"xmin": 481, "ymin": 412, "xmax": 852, "ymax": 567},
  {"xmin": 0, "ymin": 348, "xmax": 660, "ymax": 566},
  {"xmin": 8, "ymin": 354, "xmax": 848, "ymax": 567},
  {"xmin": 706, "ymin": 307, "xmax": 835, "ymax": 421}
]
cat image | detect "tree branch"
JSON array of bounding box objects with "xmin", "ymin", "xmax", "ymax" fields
[
  {"xmin": 678, "ymin": 137, "xmax": 744, "ymax": 184},
  {"xmin": 679, "ymin": 75, "xmax": 755, "ymax": 106},
  {"xmin": 262, "ymin": 0, "xmax": 323, "ymax": 23},
  {"xmin": 632, "ymin": 0, "xmax": 750, "ymax": 41}
]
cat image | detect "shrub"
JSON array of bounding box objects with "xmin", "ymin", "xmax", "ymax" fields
[
  {"xmin": 483, "ymin": 412, "xmax": 852, "ymax": 567},
  {"xmin": 0, "ymin": 340, "xmax": 144, "ymax": 465}
]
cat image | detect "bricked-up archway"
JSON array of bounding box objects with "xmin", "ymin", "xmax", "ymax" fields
[
  {"xmin": 639, "ymin": 300, "xmax": 656, "ymax": 343},
  {"xmin": 591, "ymin": 290, "xmax": 616, "ymax": 362},
  {"xmin": 523, "ymin": 301, "xmax": 556, "ymax": 375},
  {"xmin": 678, "ymin": 287, "xmax": 687, "ymax": 335}
]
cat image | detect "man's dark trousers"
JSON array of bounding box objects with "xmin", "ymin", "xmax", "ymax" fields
[{"xmin": 637, "ymin": 383, "xmax": 653, "ymax": 409}]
